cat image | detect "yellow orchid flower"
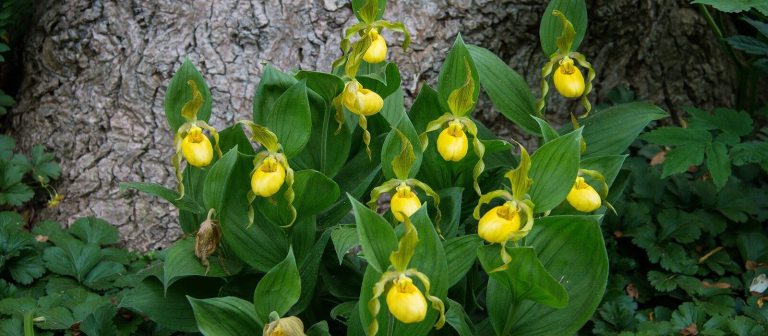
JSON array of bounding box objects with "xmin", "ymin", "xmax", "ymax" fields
[
  {"xmin": 363, "ymin": 29, "xmax": 387, "ymax": 64},
  {"xmin": 251, "ymin": 156, "xmax": 287, "ymax": 197},
  {"xmin": 553, "ymin": 57, "xmax": 585, "ymax": 98},
  {"xmin": 477, "ymin": 202, "xmax": 522, "ymax": 244},
  {"xmin": 390, "ymin": 184, "xmax": 422, "ymax": 222},
  {"xmin": 436, "ymin": 120, "xmax": 469, "ymax": 161},
  {"xmin": 386, "ymin": 274, "xmax": 428, "ymax": 323},
  {"xmin": 566, "ymin": 176, "xmax": 602, "ymax": 212},
  {"xmin": 181, "ymin": 126, "xmax": 214, "ymax": 168}
]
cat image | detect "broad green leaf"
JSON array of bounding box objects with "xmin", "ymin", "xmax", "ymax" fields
[
  {"xmin": 162, "ymin": 238, "xmax": 243, "ymax": 292},
  {"xmin": 499, "ymin": 215, "xmax": 608, "ymax": 335},
  {"xmin": 579, "ymin": 102, "xmax": 667, "ymax": 158},
  {"xmin": 164, "ymin": 59, "xmax": 212, "ymax": 132},
  {"xmin": 306, "ymin": 321, "xmax": 332, "ymax": 336},
  {"xmin": 533, "ymin": 116, "xmax": 559, "ymax": 142},
  {"xmin": 202, "ymin": 147, "xmax": 238, "ymax": 212},
  {"xmin": 437, "ymin": 35, "xmax": 479, "ymax": 116},
  {"xmin": 478, "ymin": 245, "xmax": 567, "ymax": 308},
  {"xmin": 351, "ymin": 0, "xmax": 387, "ymax": 23},
  {"xmin": 119, "ymin": 182, "xmax": 205, "ymax": 214},
  {"xmin": 662, "ymin": 144, "xmax": 705, "ymax": 178},
  {"xmin": 357, "ymin": 62, "xmax": 402, "ymax": 100},
  {"xmin": 189, "ymin": 296, "xmax": 260, "ymax": 334},
  {"xmin": 119, "ymin": 277, "xmax": 222, "ymax": 332},
  {"xmin": 380, "ymin": 90, "xmax": 423, "ymax": 180},
  {"xmin": 331, "ymin": 225, "xmax": 360, "ymax": 264},
  {"xmin": 296, "ymin": 70, "xmax": 344, "ymax": 103},
  {"xmin": 692, "ymin": 0, "xmax": 768, "ymax": 14},
  {"xmin": 253, "ymin": 65, "xmax": 297, "ymax": 124},
  {"xmin": 445, "ymin": 299, "xmax": 476, "ymax": 336},
  {"xmin": 706, "ymin": 141, "xmax": 731, "ymax": 190},
  {"xmin": 266, "ymin": 81, "xmax": 312, "ymax": 157},
  {"xmin": 69, "ymin": 217, "xmax": 119, "ymax": 245},
  {"xmin": 218, "ymin": 124, "xmax": 256, "ymax": 155},
  {"xmin": 254, "ymin": 169, "xmax": 340, "ymax": 227},
  {"xmin": 641, "ymin": 127, "xmax": 712, "ymax": 146},
  {"xmin": 292, "ymin": 229, "xmax": 331, "ymax": 315},
  {"xmin": 358, "ymin": 207, "xmax": 449, "ymax": 336},
  {"xmin": 291, "ymin": 87, "xmax": 351, "ymax": 178},
  {"xmin": 529, "ymin": 128, "xmax": 582, "ymax": 212},
  {"xmin": 443, "ymin": 234, "xmax": 482, "ymax": 288},
  {"xmin": 253, "ymin": 249, "xmax": 301, "ymax": 325},
  {"xmin": 350, "ymin": 195, "xmax": 397, "ymax": 273},
  {"xmin": 539, "ymin": 0, "xmax": 588, "ymax": 56},
  {"xmin": 467, "ymin": 44, "xmax": 538, "ymax": 135},
  {"xmin": 436, "ymin": 187, "xmax": 463, "ymax": 239}
]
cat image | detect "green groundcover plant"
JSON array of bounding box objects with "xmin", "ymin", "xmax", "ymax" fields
[{"xmin": 5, "ymin": 0, "xmax": 674, "ymax": 335}]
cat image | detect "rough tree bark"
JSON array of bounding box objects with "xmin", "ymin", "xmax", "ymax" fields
[{"xmin": 10, "ymin": 0, "xmax": 734, "ymax": 251}]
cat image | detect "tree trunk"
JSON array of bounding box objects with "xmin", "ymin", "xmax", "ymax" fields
[{"xmin": 10, "ymin": 0, "xmax": 734, "ymax": 251}]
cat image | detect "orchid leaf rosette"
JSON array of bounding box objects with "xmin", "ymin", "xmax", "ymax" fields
[
  {"xmin": 473, "ymin": 145, "xmax": 536, "ymax": 270},
  {"xmin": 331, "ymin": 0, "xmax": 411, "ymax": 159},
  {"xmin": 537, "ymin": 10, "xmax": 596, "ymax": 118},
  {"xmin": 368, "ymin": 129, "xmax": 442, "ymax": 230}
]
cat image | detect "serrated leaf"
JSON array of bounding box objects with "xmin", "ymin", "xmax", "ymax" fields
[
  {"xmin": 642, "ymin": 127, "xmax": 712, "ymax": 146},
  {"xmin": 7, "ymin": 252, "xmax": 45, "ymax": 285},
  {"xmin": 662, "ymin": 144, "xmax": 705, "ymax": 178},
  {"xmin": 692, "ymin": 0, "xmax": 766, "ymax": 13},
  {"xmin": 69, "ymin": 217, "xmax": 119, "ymax": 245},
  {"xmin": 80, "ymin": 304, "xmax": 118, "ymax": 336},
  {"xmin": 647, "ymin": 270, "xmax": 678, "ymax": 292},
  {"xmin": 43, "ymin": 238, "xmax": 101, "ymax": 283},
  {"xmin": 29, "ymin": 145, "xmax": 60, "ymax": 183},
  {"xmin": 706, "ymin": 142, "xmax": 731, "ymax": 190}
]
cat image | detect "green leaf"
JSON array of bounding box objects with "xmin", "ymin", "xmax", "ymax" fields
[
  {"xmin": 744, "ymin": 16, "xmax": 768, "ymax": 38},
  {"xmin": 357, "ymin": 62, "xmax": 402, "ymax": 100},
  {"xmin": 202, "ymin": 147, "xmax": 238, "ymax": 212},
  {"xmin": 686, "ymin": 107, "xmax": 753, "ymax": 137},
  {"xmin": 437, "ymin": 34, "xmax": 479, "ymax": 116},
  {"xmin": 43, "ymin": 238, "xmax": 101, "ymax": 283},
  {"xmin": 529, "ymin": 128, "xmax": 582, "ymax": 212},
  {"xmin": 443, "ymin": 234, "xmax": 482, "ymax": 288},
  {"xmin": 253, "ymin": 65, "xmax": 297, "ymax": 124},
  {"xmin": 533, "ymin": 116, "xmax": 559, "ymax": 142},
  {"xmin": 119, "ymin": 277, "xmax": 222, "ymax": 332},
  {"xmin": 387, "ymin": 127, "xmax": 417, "ymax": 180},
  {"xmin": 641, "ymin": 127, "xmax": 713, "ymax": 146},
  {"xmin": 0, "ymin": 317, "xmax": 22, "ymax": 336},
  {"xmin": 539, "ymin": 0, "xmax": 588, "ymax": 56},
  {"xmin": 80, "ymin": 303, "xmax": 117, "ymax": 336},
  {"xmin": 0, "ymin": 92, "xmax": 15, "ymax": 107},
  {"xmin": 0, "ymin": 160, "xmax": 32, "ymax": 206},
  {"xmin": 253, "ymin": 249, "xmax": 301, "ymax": 326},
  {"xmin": 164, "ymin": 59, "xmax": 212, "ymax": 132},
  {"xmin": 266, "ymin": 81, "xmax": 312, "ymax": 158},
  {"xmin": 255, "ymin": 169, "xmax": 340, "ymax": 226},
  {"xmin": 218, "ymin": 124, "xmax": 256, "ymax": 155},
  {"xmin": 296, "ymin": 70, "xmax": 344, "ymax": 103},
  {"xmin": 189, "ymin": 296, "xmax": 260, "ymax": 334},
  {"xmin": 120, "ymin": 182, "xmax": 205, "ymax": 214},
  {"xmin": 478, "ymin": 245, "xmax": 568, "ymax": 308},
  {"xmin": 491, "ymin": 215, "xmax": 608, "ymax": 335},
  {"xmin": 7, "ymin": 252, "xmax": 45, "ymax": 285},
  {"xmin": 29, "ymin": 145, "xmax": 60, "ymax": 183},
  {"xmin": 647, "ymin": 270, "xmax": 678, "ymax": 292},
  {"xmin": 351, "ymin": 0, "xmax": 386, "ymax": 23},
  {"xmin": 706, "ymin": 141, "xmax": 731, "ymax": 190},
  {"xmin": 163, "ymin": 238, "xmax": 242, "ymax": 292},
  {"xmin": 69, "ymin": 217, "xmax": 119, "ymax": 245},
  {"xmin": 579, "ymin": 102, "xmax": 667, "ymax": 158},
  {"xmin": 445, "ymin": 299, "xmax": 476, "ymax": 336},
  {"xmin": 350, "ymin": 195, "xmax": 397, "ymax": 273},
  {"xmin": 0, "ymin": 135, "xmax": 15, "ymax": 159},
  {"xmin": 662, "ymin": 144, "xmax": 705, "ymax": 178},
  {"xmin": 380, "ymin": 101, "xmax": 423, "ymax": 180},
  {"xmin": 0, "ymin": 297, "xmax": 37, "ymax": 317},
  {"xmin": 83, "ymin": 261, "xmax": 126, "ymax": 290},
  {"xmin": 331, "ymin": 225, "xmax": 359, "ymax": 264},
  {"xmin": 467, "ymin": 44, "xmax": 539, "ymax": 135},
  {"xmin": 306, "ymin": 321, "xmax": 332, "ymax": 336},
  {"xmin": 693, "ymin": 0, "xmax": 768, "ymax": 14}
]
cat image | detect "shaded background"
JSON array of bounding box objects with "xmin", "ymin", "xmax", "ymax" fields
[{"xmin": 9, "ymin": 0, "xmax": 734, "ymax": 250}]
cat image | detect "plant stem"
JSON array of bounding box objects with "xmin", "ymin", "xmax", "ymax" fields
[
  {"xmin": 387, "ymin": 312, "xmax": 394, "ymax": 336},
  {"xmin": 23, "ymin": 314, "xmax": 34, "ymax": 336}
]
